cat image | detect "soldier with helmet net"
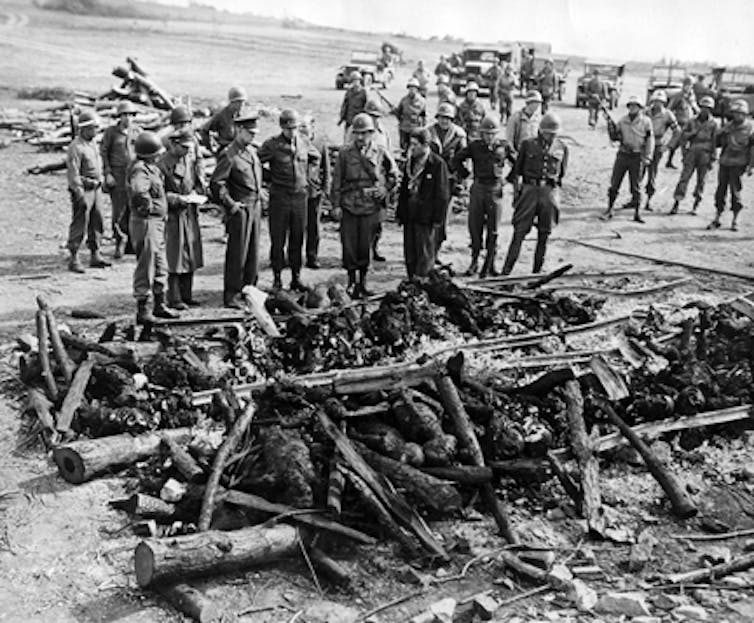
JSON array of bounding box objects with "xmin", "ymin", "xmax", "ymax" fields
[{"xmin": 199, "ymin": 85, "xmax": 247, "ymax": 154}]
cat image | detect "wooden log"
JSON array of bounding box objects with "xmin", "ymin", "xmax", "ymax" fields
[
  {"xmin": 666, "ymin": 551, "xmax": 754, "ymax": 585},
  {"xmin": 157, "ymin": 583, "xmax": 222, "ymax": 622},
  {"xmin": 198, "ymin": 398, "xmax": 255, "ymax": 531},
  {"xmin": 543, "ymin": 278, "xmax": 692, "ymax": 298},
  {"xmin": 309, "ymin": 547, "xmax": 352, "ymax": 586},
  {"xmin": 162, "ymin": 435, "xmax": 205, "ymax": 484},
  {"xmin": 326, "ymin": 459, "xmax": 346, "ymax": 515},
  {"xmin": 52, "ymin": 428, "xmax": 192, "ymax": 484},
  {"xmin": 36, "ymin": 296, "xmax": 75, "ymax": 384},
  {"xmin": 435, "ymin": 375, "xmax": 517, "ymax": 544},
  {"xmin": 353, "ymin": 441, "xmax": 461, "ymax": 512},
  {"xmin": 35, "ymin": 310, "xmax": 58, "ymax": 401},
  {"xmin": 546, "ymin": 451, "xmax": 581, "ymax": 505},
  {"xmin": 498, "ymin": 550, "xmax": 548, "ymax": 581},
  {"xmin": 513, "ymin": 368, "xmax": 575, "ymax": 397},
  {"xmin": 489, "ymin": 459, "xmax": 550, "ymax": 483},
  {"xmin": 26, "ymin": 387, "xmax": 59, "ymax": 445},
  {"xmin": 60, "ymin": 333, "xmax": 120, "ymax": 358},
  {"xmin": 56, "ymin": 353, "xmax": 95, "ymax": 433},
  {"xmin": 124, "ymin": 493, "xmax": 177, "ymax": 520},
  {"xmin": 588, "ymin": 355, "xmax": 629, "ymax": 400},
  {"xmin": 564, "ymin": 380, "xmax": 605, "ymax": 537},
  {"xmin": 594, "ymin": 399, "xmax": 697, "ymax": 519},
  {"xmin": 134, "ymin": 524, "xmax": 298, "ymax": 588},
  {"xmin": 524, "ymin": 263, "xmax": 574, "ymax": 289},
  {"xmin": 421, "ymin": 465, "xmax": 493, "ymax": 485}
]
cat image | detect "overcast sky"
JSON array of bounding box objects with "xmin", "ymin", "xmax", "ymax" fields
[{"xmin": 160, "ymin": 0, "xmax": 754, "ymax": 66}]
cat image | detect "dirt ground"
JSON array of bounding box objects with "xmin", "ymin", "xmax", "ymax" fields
[{"xmin": 2, "ymin": 1, "xmax": 754, "ymax": 622}]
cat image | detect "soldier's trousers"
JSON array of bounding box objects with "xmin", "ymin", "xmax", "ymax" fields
[
  {"xmin": 714, "ymin": 165, "xmax": 745, "ymax": 215},
  {"xmin": 269, "ymin": 189, "xmax": 307, "ymax": 275},
  {"xmin": 67, "ymin": 188, "xmax": 104, "ymax": 253},
  {"xmin": 306, "ymin": 194, "xmax": 322, "ymax": 263},
  {"xmin": 468, "ymin": 181, "xmax": 503, "ymax": 257},
  {"xmin": 341, "ymin": 209, "xmax": 381, "ymax": 271},
  {"xmin": 403, "ymin": 221, "xmax": 436, "ymax": 278},
  {"xmin": 673, "ymin": 149, "xmax": 712, "ymax": 202},
  {"xmin": 130, "ymin": 215, "xmax": 167, "ymax": 301},
  {"xmin": 645, "ymin": 146, "xmax": 665, "ymax": 199},
  {"xmin": 608, "ymin": 152, "xmax": 642, "ymax": 208},
  {"xmin": 109, "ymin": 167, "xmax": 129, "ymax": 242},
  {"xmin": 503, "ymin": 184, "xmax": 559, "ymax": 275},
  {"xmin": 588, "ymin": 98, "xmax": 600, "ymax": 127},
  {"xmin": 224, "ymin": 200, "xmax": 260, "ymax": 304}
]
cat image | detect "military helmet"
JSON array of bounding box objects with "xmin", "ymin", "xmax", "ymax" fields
[
  {"xmin": 525, "ymin": 90, "xmax": 543, "ymax": 103},
  {"xmin": 77, "ymin": 110, "xmax": 100, "ymax": 128},
  {"xmin": 135, "ymin": 131, "xmax": 165, "ymax": 158},
  {"xmin": 351, "ymin": 112, "xmax": 375, "ymax": 133},
  {"xmin": 364, "ymin": 99, "xmax": 384, "ymax": 117},
  {"xmin": 279, "ymin": 109, "xmax": 300, "ymax": 129},
  {"xmin": 170, "ymin": 105, "xmax": 192, "ymax": 125},
  {"xmin": 698, "ymin": 95, "xmax": 715, "ymax": 109},
  {"xmin": 227, "ymin": 86, "xmax": 247, "ymax": 103},
  {"xmin": 436, "ymin": 74, "xmax": 450, "ymax": 85},
  {"xmin": 406, "ymin": 77, "xmax": 420, "ymax": 89},
  {"xmin": 626, "ymin": 95, "xmax": 644, "ymax": 108},
  {"xmin": 539, "ymin": 112, "xmax": 562, "ymax": 133},
  {"xmin": 116, "ymin": 100, "xmax": 138, "ymax": 116},
  {"xmin": 349, "ymin": 70, "xmax": 362, "ymax": 82},
  {"xmin": 730, "ymin": 99, "xmax": 750, "ymax": 114},
  {"xmin": 235, "ymin": 106, "xmax": 259, "ymax": 126},
  {"xmin": 479, "ymin": 116, "xmax": 499, "ymax": 133},
  {"xmin": 170, "ymin": 128, "xmax": 195, "ymax": 147},
  {"xmin": 682, "ymin": 76, "xmax": 693, "ymax": 86},
  {"xmin": 436, "ymin": 102, "xmax": 456, "ymax": 119},
  {"xmin": 650, "ymin": 90, "xmax": 668, "ymax": 104},
  {"xmin": 464, "ymin": 81, "xmax": 480, "ymax": 93}
]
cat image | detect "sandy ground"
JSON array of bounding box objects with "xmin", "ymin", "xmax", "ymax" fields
[{"xmin": 2, "ymin": 1, "xmax": 754, "ymax": 621}]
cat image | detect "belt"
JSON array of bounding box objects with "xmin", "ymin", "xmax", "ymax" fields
[
  {"xmin": 473, "ymin": 179, "xmax": 502, "ymax": 186},
  {"xmin": 523, "ymin": 178, "xmax": 556, "ymax": 187}
]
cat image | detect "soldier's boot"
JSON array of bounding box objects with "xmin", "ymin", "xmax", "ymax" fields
[
  {"xmin": 68, "ymin": 250, "xmax": 85, "ymax": 274},
  {"xmin": 153, "ymin": 292, "xmax": 180, "ymax": 319},
  {"xmin": 706, "ymin": 211, "xmax": 722, "ymax": 230},
  {"xmin": 167, "ymin": 274, "xmax": 188, "ymax": 310},
  {"xmin": 600, "ymin": 195, "xmax": 615, "ymax": 221},
  {"xmin": 136, "ymin": 298, "xmax": 155, "ymax": 326},
  {"xmin": 464, "ymin": 253, "xmax": 480, "ymax": 276},
  {"xmin": 180, "ymin": 274, "xmax": 199, "ymax": 306},
  {"xmin": 533, "ymin": 232, "xmax": 549, "ymax": 273},
  {"xmin": 272, "ymin": 271, "xmax": 283, "ymax": 290},
  {"xmin": 731, "ymin": 212, "xmax": 740, "ymax": 232},
  {"xmin": 357, "ymin": 269, "xmax": 374, "ymax": 298},
  {"xmin": 691, "ymin": 197, "xmax": 701, "ymax": 214},
  {"xmin": 346, "ymin": 270, "xmax": 357, "ymax": 298},
  {"xmin": 633, "ymin": 205, "xmax": 645, "ymax": 224},
  {"xmin": 669, "ymin": 200, "xmax": 680, "ymax": 215},
  {"xmin": 113, "ymin": 240, "xmax": 123, "ymax": 260},
  {"xmin": 665, "ymin": 152, "xmax": 676, "ymax": 169},
  {"xmin": 644, "ymin": 196, "xmax": 653, "ymax": 211},
  {"xmin": 89, "ymin": 250, "xmax": 112, "ymax": 268},
  {"xmin": 290, "ymin": 272, "xmax": 308, "ymax": 293}
]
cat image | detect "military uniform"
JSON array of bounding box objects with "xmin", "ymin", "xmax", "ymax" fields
[
  {"xmin": 607, "ymin": 113, "xmax": 655, "ymax": 210},
  {"xmin": 210, "ymin": 139, "xmax": 263, "ymax": 305},
  {"xmin": 428, "ymin": 121, "xmax": 467, "ymax": 249},
  {"xmin": 495, "ymin": 73, "xmax": 516, "ymax": 121},
  {"xmin": 339, "ymin": 87, "xmax": 368, "ymax": 129},
  {"xmin": 502, "ymin": 135, "xmax": 569, "ymax": 274},
  {"xmin": 506, "ymin": 107, "xmax": 541, "ymax": 152},
  {"xmin": 66, "ymin": 136, "xmax": 105, "ymax": 258},
  {"xmin": 585, "ymin": 77, "xmax": 606, "ymax": 128},
  {"xmin": 645, "ymin": 107, "xmax": 680, "ymax": 204},
  {"xmin": 673, "ymin": 114, "xmax": 718, "ymax": 206},
  {"xmin": 200, "ymin": 106, "xmax": 238, "ymax": 154},
  {"xmin": 395, "ymin": 93, "xmax": 427, "ymax": 150},
  {"xmin": 456, "ymin": 98, "xmax": 486, "ymax": 141},
  {"xmin": 100, "ymin": 123, "xmax": 140, "ymax": 248},
  {"xmin": 714, "ymin": 118, "xmax": 754, "ymax": 217},
  {"xmin": 536, "ymin": 68, "xmax": 558, "ymax": 112},
  {"xmin": 305, "ymin": 132, "xmax": 332, "ymax": 266},
  {"xmin": 666, "ymin": 91, "xmax": 699, "ymax": 166},
  {"xmin": 437, "ymin": 84, "xmax": 457, "ymax": 107}
]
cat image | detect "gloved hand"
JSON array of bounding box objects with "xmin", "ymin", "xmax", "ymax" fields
[{"xmin": 331, "ymin": 206, "xmax": 342, "ymax": 221}]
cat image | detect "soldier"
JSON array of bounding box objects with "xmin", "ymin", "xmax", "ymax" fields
[
  {"xmin": 127, "ymin": 131, "xmax": 179, "ymax": 324},
  {"xmin": 66, "ymin": 110, "xmax": 109, "ymax": 273},
  {"xmin": 397, "ymin": 128, "xmax": 450, "ymax": 278},
  {"xmin": 394, "ymin": 77, "xmax": 427, "ymax": 151},
  {"xmin": 601, "ymin": 95, "xmax": 655, "ymax": 223},
  {"xmin": 452, "ymin": 115, "xmax": 516, "ymax": 278},
  {"xmin": 412, "ymin": 59, "xmax": 431, "ymax": 97},
  {"xmin": 495, "ymin": 65, "xmax": 516, "ymax": 123},
  {"xmin": 693, "ymin": 74, "xmax": 711, "ymax": 102},
  {"xmin": 670, "ymin": 95, "xmax": 718, "ymax": 215},
  {"xmin": 200, "ymin": 85, "xmax": 247, "ymax": 155},
  {"xmin": 708, "ymin": 100, "xmax": 754, "ymax": 232},
  {"xmin": 456, "ymin": 81, "xmax": 486, "ymax": 141},
  {"xmin": 364, "ymin": 100, "xmax": 391, "ymax": 262},
  {"xmin": 338, "ymin": 71, "xmax": 368, "ymax": 140},
  {"xmin": 644, "ymin": 90, "xmax": 681, "ymax": 211},
  {"xmin": 434, "ymin": 54, "xmax": 452, "ymax": 80},
  {"xmin": 436, "ymin": 74, "xmax": 456, "ymax": 107},
  {"xmin": 486, "ymin": 58, "xmax": 504, "ymax": 111},
  {"xmin": 666, "ymin": 77, "xmax": 699, "ymax": 168},
  {"xmin": 101, "ymin": 101, "xmax": 140, "ymax": 259},
  {"xmin": 519, "ymin": 51, "xmax": 534, "ymax": 95},
  {"xmin": 160, "ymin": 129, "xmax": 205, "ymax": 309},
  {"xmin": 210, "ymin": 108, "xmax": 263, "ymax": 308},
  {"xmin": 331, "ymin": 113, "xmax": 398, "ymax": 297},
  {"xmin": 507, "ymin": 90, "xmax": 542, "ymax": 152},
  {"xmin": 535, "ymin": 58, "xmax": 559, "ymax": 113},
  {"xmin": 258, "ymin": 109, "xmax": 320, "ymax": 291},
  {"xmin": 502, "ymin": 113, "xmax": 567, "ymax": 275},
  {"xmin": 585, "ymin": 69, "xmax": 607, "ymax": 129},
  {"xmin": 298, "ymin": 114, "xmax": 331, "ymax": 269},
  {"xmin": 428, "ymin": 102, "xmax": 467, "ymax": 256}
]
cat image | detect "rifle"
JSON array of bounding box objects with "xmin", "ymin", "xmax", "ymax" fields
[
  {"xmin": 374, "ymin": 90, "xmax": 397, "ymax": 117},
  {"xmin": 600, "ymin": 103, "xmax": 620, "ymax": 142}
]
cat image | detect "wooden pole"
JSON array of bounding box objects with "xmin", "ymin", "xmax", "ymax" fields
[
  {"xmin": 55, "ymin": 354, "xmax": 95, "ymax": 433},
  {"xmin": 35, "ymin": 310, "xmax": 58, "ymax": 401}
]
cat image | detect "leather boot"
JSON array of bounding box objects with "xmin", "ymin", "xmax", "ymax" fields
[
  {"xmin": 478, "ymin": 253, "xmax": 492, "ymax": 279},
  {"xmin": 464, "ymin": 253, "xmax": 480, "ymax": 276},
  {"xmin": 290, "ymin": 272, "xmax": 308, "ymax": 293},
  {"xmin": 136, "ymin": 298, "xmax": 155, "ymax": 325},
  {"xmin": 153, "ymin": 292, "xmax": 180, "ymax": 319},
  {"xmin": 90, "ymin": 250, "xmax": 112, "ymax": 268},
  {"xmin": 669, "ymin": 200, "xmax": 679, "ymax": 215},
  {"xmin": 180, "ymin": 273, "xmax": 199, "ymax": 306},
  {"xmin": 167, "ymin": 274, "xmax": 187, "ymax": 310},
  {"xmin": 357, "ymin": 269, "xmax": 374, "ymax": 297},
  {"xmin": 113, "ymin": 240, "xmax": 123, "ymax": 259},
  {"xmin": 346, "ymin": 270, "xmax": 357, "ymax": 297},
  {"xmin": 68, "ymin": 250, "xmax": 85, "ymax": 273},
  {"xmin": 272, "ymin": 272, "xmax": 283, "ymax": 290},
  {"xmin": 691, "ymin": 197, "xmax": 701, "ymax": 214}
]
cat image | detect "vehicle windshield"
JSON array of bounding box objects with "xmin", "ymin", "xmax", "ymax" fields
[
  {"xmin": 721, "ymin": 71, "xmax": 754, "ymax": 86},
  {"xmin": 585, "ymin": 64, "xmax": 619, "ymax": 78},
  {"xmin": 464, "ymin": 49, "xmax": 498, "ymax": 62},
  {"xmin": 651, "ymin": 66, "xmax": 687, "ymax": 81}
]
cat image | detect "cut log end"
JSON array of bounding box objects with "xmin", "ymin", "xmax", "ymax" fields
[
  {"xmin": 52, "ymin": 446, "xmax": 86, "ymax": 484},
  {"xmin": 135, "ymin": 540, "xmax": 156, "ymax": 588}
]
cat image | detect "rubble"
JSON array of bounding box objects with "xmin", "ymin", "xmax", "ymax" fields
[{"xmin": 595, "ymin": 591, "xmax": 652, "ymax": 617}]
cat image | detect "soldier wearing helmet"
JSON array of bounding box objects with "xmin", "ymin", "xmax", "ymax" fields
[
  {"xmin": 495, "ymin": 64, "xmax": 516, "ymax": 123},
  {"xmin": 708, "ymin": 99, "xmax": 754, "ymax": 231},
  {"xmin": 601, "ymin": 95, "xmax": 655, "ymax": 223},
  {"xmin": 298, "ymin": 114, "xmax": 331, "ymax": 270},
  {"xmin": 502, "ymin": 112, "xmax": 568, "ymax": 275},
  {"xmin": 159, "ymin": 105, "xmax": 206, "ymax": 193},
  {"xmin": 643, "ymin": 90, "xmax": 681, "ymax": 212},
  {"xmin": 258, "ymin": 109, "xmax": 321, "ymax": 291},
  {"xmin": 436, "ymin": 73, "xmax": 456, "ymax": 107},
  {"xmin": 507, "ymin": 90, "xmax": 542, "ymax": 152},
  {"xmin": 585, "ymin": 69, "xmax": 607, "ymax": 129},
  {"xmin": 666, "ymin": 77, "xmax": 699, "ymax": 168},
  {"xmin": 412, "ymin": 59, "xmax": 430, "ymax": 97},
  {"xmin": 159, "ymin": 129, "xmax": 206, "ymax": 310},
  {"xmin": 199, "ymin": 85, "xmax": 247, "ymax": 154},
  {"xmin": 364, "ymin": 99, "xmax": 391, "ymax": 261},
  {"xmin": 127, "ymin": 130, "xmax": 180, "ymax": 324},
  {"xmin": 671, "ymin": 95, "xmax": 719, "ymax": 215},
  {"xmin": 393, "ymin": 77, "xmax": 427, "ymax": 151},
  {"xmin": 100, "ymin": 100, "xmax": 141, "ymax": 258},
  {"xmin": 66, "ymin": 110, "xmax": 109, "ymax": 273},
  {"xmin": 534, "ymin": 57, "xmax": 558, "ymax": 113},
  {"xmin": 210, "ymin": 107, "xmax": 263, "ymax": 308},
  {"xmin": 452, "ymin": 114, "xmax": 516, "ymax": 277},
  {"xmin": 338, "ymin": 71, "xmax": 368, "ymax": 141},
  {"xmin": 434, "ymin": 54, "xmax": 452, "ymax": 81},
  {"xmin": 330, "ymin": 112, "xmax": 398, "ymax": 297},
  {"xmin": 456, "ymin": 81, "xmax": 486, "ymax": 140}
]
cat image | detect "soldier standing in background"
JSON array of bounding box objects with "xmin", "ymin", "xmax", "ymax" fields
[
  {"xmin": 397, "ymin": 128, "xmax": 450, "ymax": 278},
  {"xmin": 535, "ymin": 58, "xmax": 559, "ymax": 113},
  {"xmin": 436, "ymin": 74, "xmax": 457, "ymax": 107},
  {"xmin": 127, "ymin": 131, "xmax": 178, "ymax": 324},
  {"xmin": 670, "ymin": 95, "xmax": 718, "ymax": 215},
  {"xmin": 519, "ymin": 50, "xmax": 534, "ymax": 95},
  {"xmin": 666, "ymin": 77, "xmax": 699, "ymax": 168},
  {"xmin": 434, "ymin": 54, "xmax": 452, "ymax": 80},
  {"xmin": 258, "ymin": 109, "xmax": 320, "ymax": 291},
  {"xmin": 298, "ymin": 114, "xmax": 331, "ymax": 269},
  {"xmin": 452, "ymin": 115, "xmax": 516, "ymax": 278},
  {"xmin": 643, "ymin": 90, "xmax": 680, "ymax": 212},
  {"xmin": 394, "ymin": 77, "xmax": 427, "ymax": 151},
  {"xmin": 456, "ymin": 81, "xmax": 486, "ymax": 141},
  {"xmin": 66, "ymin": 110, "xmax": 109, "ymax": 273},
  {"xmin": 708, "ymin": 100, "xmax": 754, "ymax": 232},
  {"xmin": 331, "ymin": 113, "xmax": 398, "ymax": 297},
  {"xmin": 210, "ymin": 108, "xmax": 263, "ymax": 308},
  {"xmin": 486, "ymin": 58, "xmax": 504, "ymax": 111},
  {"xmin": 495, "ymin": 65, "xmax": 516, "ymax": 123},
  {"xmin": 502, "ymin": 113, "xmax": 568, "ymax": 275},
  {"xmin": 585, "ymin": 69, "xmax": 606, "ymax": 129},
  {"xmin": 338, "ymin": 71, "xmax": 368, "ymax": 141},
  {"xmin": 160, "ymin": 129, "xmax": 205, "ymax": 309},
  {"xmin": 200, "ymin": 85, "xmax": 247, "ymax": 155},
  {"xmin": 364, "ymin": 100, "xmax": 391, "ymax": 262},
  {"xmin": 412, "ymin": 59, "xmax": 431, "ymax": 97},
  {"xmin": 507, "ymin": 91, "xmax": 542, "ymax": 152},
  {"xmin": 100, "ymin": 101, "xmax": 140, "ymax": 258}
]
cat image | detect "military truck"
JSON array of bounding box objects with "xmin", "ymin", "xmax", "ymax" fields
[
  {"xmin": 335, "ymin": 51, "xmax": 393, "ymax": 89},
  {"xmin": 575, "ymin": 60, "xmax": 625, "ymax": 109},
  {"xmin": 710, "ymin": 66, "xmax": 754, "ymax": 118},
  {"xmin": 528, "ymin": 56, "xmax": 570, "ymax": 101},
  {"xmin": 646, "ymin": 65, "xmax": 688, "ymax": 103},
  {"xmin": 449, "ymin": 43, "xmax": 521, "ymax": 96}
]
